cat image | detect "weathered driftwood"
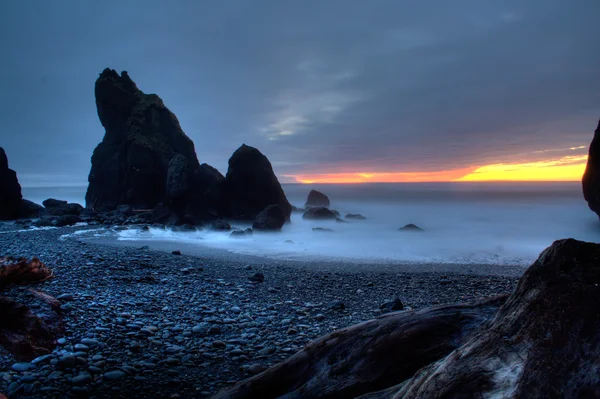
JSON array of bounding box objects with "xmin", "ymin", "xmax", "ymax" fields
[
  {"xmin": 215, "ymin": 239, "xmax": 600, "ymax": 398},
  {"xmin": 0, "ymin": 257, "xmax": 53, "ymax": 289},
  {"xmin": 214, "ymin": 296, "xmax": 507, "ymax": 399},
  {"xmin": 0, "ymin": 257, "xmax": 62, "ymax": 360},
  {"xmin": 0, "ymin": 291, "xmax": 63, "ymax": 360}
]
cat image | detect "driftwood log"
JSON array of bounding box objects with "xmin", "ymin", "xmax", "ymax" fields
[
  {"xmin": 215, "ymin": 239, "xmax": 600, "ymax": 398},
  {"xmin": 0, "ymin": 257, "xmax": 63, "ymax": 360}
]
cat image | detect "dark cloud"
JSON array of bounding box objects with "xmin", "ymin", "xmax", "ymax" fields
[{"xmin": 0, "ymin": 0, "xmax": 598, "ymax": 185}]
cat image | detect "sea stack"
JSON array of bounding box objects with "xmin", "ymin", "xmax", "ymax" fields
[
  {"xmin": 582, "ymin": 119, "xmax": 600, "ymax": 219},
  {"xmin": 224, "ymin": 144, "xmax": 292, "ymax": 221},
  {"xmin": 305, "ymin": 190, "xmax": 330, "ymax": 208},
  {"xmin": 0, "ymin": 147, "xmax": 44, "ymax": 220},
  {"xmin": 86, "ymin": 68, "xmax": 201, "ymax": 212},
  {"xmin": 0, "ymin": 148, "xmax": 24, "ymax": 220}
]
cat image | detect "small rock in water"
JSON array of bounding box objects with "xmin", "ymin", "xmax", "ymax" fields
[
  {"xmin": 313, "ymin": 227, "xmax": 334, "ymax": 232},
  {"xmin": 172, "ymin": 250, "xmax": 181, "ymax": 255},
  {"xmin": 248, "ymin": 272, "xmax": 265, "ymax": 283},
  {"xmin": 345, "ymin": 213, "xmax": 366, "ymax": 220},
  {"xmin": 398, "ymin": 223, "xmax": 424, "ymax": 232},
  {"xmin": 57, "ymin": 293, "xmax": 74, "ymax": 301}
]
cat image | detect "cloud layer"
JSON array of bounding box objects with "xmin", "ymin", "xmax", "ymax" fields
[{"xmin": 1, "ymin": 0, "xmax": 599, "ymax": 185}]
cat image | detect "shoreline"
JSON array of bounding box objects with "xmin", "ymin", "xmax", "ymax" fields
[{"xmin": 1, "ymin": 225, "xmax": 520, "ymax": 398}]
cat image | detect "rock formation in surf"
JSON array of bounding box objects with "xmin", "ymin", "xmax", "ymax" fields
[
  {"xmin": 252, "ymin": 204, "xmax": 287, "ymax": 231},
  {"xmin": 582, "ymin": 119, "xmax": 600, "ymax": 218},
  {"xmin": 224, "ymin": 144, "xmax": 292, "ymax": 221},
  {"xmin": 86, "ymin": 68, "xmax": 202, "ymax": 212},
  {"xmin": 305, "ymin": 190, "xmax": 330, "ymax": 208},
  {"xmin": 86, "ymin": 69, "xmax": 290, "ymax": 225},
  {"xmin": 302, "ymin": 207, "xmax": 337, "ymax": 220},
  {"xmin": 215, "ymin": 238, "xmax": 600, "ymax": 398},
  {"xmin": 0, "ymin": 148, "xmax": 44, "ymax": 220}
]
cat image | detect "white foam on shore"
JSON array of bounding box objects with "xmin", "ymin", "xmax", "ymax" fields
[{"xmin": 53, "ymin": 182, "xmax": 600, "ymax": 266}]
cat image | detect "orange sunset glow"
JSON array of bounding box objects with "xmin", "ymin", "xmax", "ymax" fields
[{"xmin": 286, "ymin": 154, "xmax": 588, "ymax": 184}]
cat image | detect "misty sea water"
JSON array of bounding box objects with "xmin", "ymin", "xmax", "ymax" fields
[{"xmin": 28, "ymin": 182, "xmax": 600, "ymax": 266}]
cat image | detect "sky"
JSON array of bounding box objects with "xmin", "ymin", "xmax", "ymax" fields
[{"xmin": 1, "ymin": 0, "xmax": 599, "ymax": 186}]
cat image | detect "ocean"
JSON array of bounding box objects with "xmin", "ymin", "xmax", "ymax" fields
[{"xmin": 24, "ymin": 182, "xmax": 600, "ymax": 266}]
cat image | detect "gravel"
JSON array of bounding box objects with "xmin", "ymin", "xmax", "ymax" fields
[{"xmin": 0, "ymin": 223, "xmax": 521, "ymax": 398}]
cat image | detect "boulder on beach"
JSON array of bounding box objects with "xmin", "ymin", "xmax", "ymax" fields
[
  {"xmin": 224, "ymin": 144, "xmax": 291, "ymax": 221},
  {"xmin": 582, "ymin": 119, "xmax": 600, "ymax": 218},
  {"xmin": 0, "ymin": 148, "xmax": 44, "ymax": 220},
  {"xmin": 252, "ymin": 204, "xmax": 287, "ymax": 231},
  {"xmin": 305, "ymin": 190, "xmax": 330, "ymax": 208},
  {"xmin": 399, "ymin": 223, "xmax": 424, "ymax": 232},
  {"xmin": 214, "ymin": 238, "xmax": 600, "ymax": 398},
  {"xmin": 302, "ymin": 207, "xmax": 337, "ymax": 220}
]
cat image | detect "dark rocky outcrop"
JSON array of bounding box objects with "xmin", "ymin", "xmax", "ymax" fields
[
  {"xmin": 399, "ymin": 223, "xmax": 424, "ymax": 232},
  {"xmin": 225, "ymin": 144, "xmax": 291, "ymax": 221},
  {"xmin": 85, "ymin": 69, "xmax": 289, "ymax": 226},
  {"xmin": 0, "ymin": 148, "xmax": 45, "ymax": 220},
  {"xmin": 302, "ymin": 207, "xmax": 337, "ymax": 220},
  {"xmin": 86, "ymin": 69, "xmax": 201, "ymax": 212},
  {"xmin": 0, "ymin": 147, "xmax": 22, "ymax": 220},
  {"xmin": 252, "ymin": 205, "xmax": 286, "ymax": 231},
  {"xmin": 43, "ymin": 198, "xmax": 83, "ymax": 216},
  {"xmin": 305, "ymin": 190, "xmax": 330, "ymax": 208},
  {"xmin": 215, "ymin": 239, "xmax": 600, "ymax": 399},
  {"xmin": 582, "ymin": 119, "xmax": 600, "ymax": 218}
]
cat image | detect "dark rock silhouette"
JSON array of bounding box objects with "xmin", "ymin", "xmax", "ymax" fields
[
  {"xmin": 225, "ymin": 144, "xmax": 291, "ymax": 221},
  {"xmin": 215, "ymin": 239, "xmax": 599, "ymax": 399},
  {"xmin": 43, "ymin": 198, "xmax": 83, "ymax": 216},
  {"xmin": 399, "ymin": 223, "xmax": 424, "ymax": 232},
  {"xmin": 0, "ymin": 148, "xmax": 44, "ymax": 220},
  {"xmin": 231, "ymin": 228, "xmax": 253, "ymax": 238},
  {"xmin": 582, "ymin": 119, "xmax": 600, "ymax": 218},
  {"xmin": 302, "ymin": 207, "xmax": 337, "ymax": 220},
  {"xmin": 0, "ymin": 147, "xmax": 24, "ymax": 220},
  {"xmin": 345, "ymin": 213, "xmax": 366, "ymax": 220},
  {"xmin": 252, "ymin": 205, "xmax": 287, "ymax": 231},
  {"xmin": 86, "ymin": 69, "xmax": 290, "ymax": 225},
  {"xmin": 305, "ymin": 190, "xmax": 330, "ymax": 208},
  {"xmin": 86, "ymin": 68, "xmax": 200, "ymax": 212}
]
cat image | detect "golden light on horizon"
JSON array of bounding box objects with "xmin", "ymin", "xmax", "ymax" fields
[
  {"xmin": 285, "ymin": 154, "xmax": 588, "ymax": 184},
  {"xmin": 455, "ymin": 155, "xmax": 588, "ymax": 182}
]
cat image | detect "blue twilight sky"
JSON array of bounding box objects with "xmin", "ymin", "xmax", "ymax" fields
[{"xmin": 0, "ymin": 0, "xmax": 599, "ymax": 186}]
